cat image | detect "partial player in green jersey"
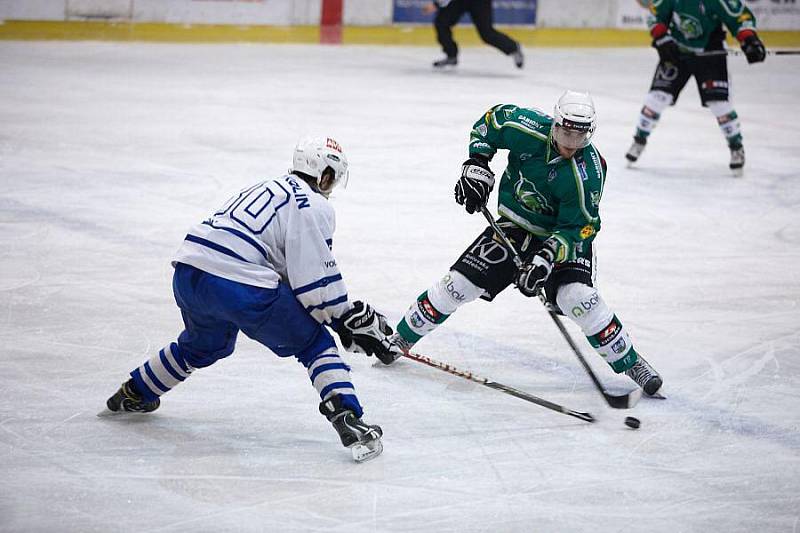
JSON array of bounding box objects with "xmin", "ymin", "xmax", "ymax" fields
[
  {"xmin": 385, "ymin": 91, "xmax": 663, "ymax": 396},
  {"xmin": 625, "ymin": 0, "xmax": 766, "ymax": 176}
]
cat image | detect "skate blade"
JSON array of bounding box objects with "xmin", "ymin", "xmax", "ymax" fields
[
  {"xmin": 351, "ymin": 438, "xmax": 383, "ymax": 463},
  {"xmin": 97, "ymin": 407, "xmax": 154, "ymax": 417},
  {"xmin": 731, "ymin": 168, "xmax": 744, "ymax": 178}
]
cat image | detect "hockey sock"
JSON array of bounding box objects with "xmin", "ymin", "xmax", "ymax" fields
[
  {"xmin": 635, "ymin": 90, "xmax": 673, "ymax": 139},
  {"xmin": 555, "ymin": 283, "xmax": 639, "ymax": 373},
  {"xmin": 130, "ymin": 343, "xmax": 195, "ymax": 403},
  {"xmin": 707, "ymin": 100, "xmax": 743, "ymax": 148},
  {"xmin": 396, "ymin": 270, "xmax": 483, "ymax": 345},
  {"xmin": 305, "ymin": 348, "xmax": 363, "ymax": 417}
]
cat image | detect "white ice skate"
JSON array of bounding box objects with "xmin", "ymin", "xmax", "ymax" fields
[{"xmin": 729, "ymin": 146, "xmax": 745, "ymax": 177}]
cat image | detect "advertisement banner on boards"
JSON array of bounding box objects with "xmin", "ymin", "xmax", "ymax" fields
[
  {"xmin": 746, "ymin": 0, "xmax": 800, "ymax": 30},
  {"xmin": 617, "ymin": 0, "xmax": 800, "ymax": 30},
  {"xmin": 617, "ymin": 0, "xmax": 649, "ymax": 29},
  {"xmin": 393, "ymin": 0, "xmax": 536, "ymax": 25}
]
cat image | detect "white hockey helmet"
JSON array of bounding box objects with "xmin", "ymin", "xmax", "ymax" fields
[
  {"xmin": 292, "ymin": 136, "xmax": 349, "ymax": 196},
  {"xmin": 552, "ymin": 90, "xmax": 597, "ymax": 151}
]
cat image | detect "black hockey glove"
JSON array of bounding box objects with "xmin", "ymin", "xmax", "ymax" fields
[
  {"xmin": 334, "ymin": 301, "xmax": 399, "ymax": 364},
  {"xmin": 652, "ymin": 34, "xmax": 680, "ymax": 65},
  {"xmin": 516, "ymin": 238, "xmax": 558, "ymax": 298},
  {"xmin": 455, "ymin": 156, "xmax": 495, "ymax": 214},
  {"xmin": 741, "ymin": 33, "xmax": 766, "ymax": 64}
]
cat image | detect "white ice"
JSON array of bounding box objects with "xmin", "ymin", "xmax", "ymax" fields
[{"xmin": 1, "ymin": 41, "xmax": 799, "ymax": 532}]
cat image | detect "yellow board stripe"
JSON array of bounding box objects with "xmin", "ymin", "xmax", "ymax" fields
[
  {"xmin": 0, "ymin": 20, "xmax": 320, "ymax": 43},
  {"xmin": 1, "ymin": 21, "xmax": 798, "ymax": 47}
]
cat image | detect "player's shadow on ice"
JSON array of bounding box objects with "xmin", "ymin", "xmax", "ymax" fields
[
  {"xmin": 398, "ymin": 67, "xmax": 522, "ymax": 80},
  {"xmin": 622, "ymin": 164, "xmax": 737, "ymax": 181}
]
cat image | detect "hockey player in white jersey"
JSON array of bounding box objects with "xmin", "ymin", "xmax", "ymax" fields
[{"xmin": 103, "ymin": 136, "xmax": 396, "ymax": 462}]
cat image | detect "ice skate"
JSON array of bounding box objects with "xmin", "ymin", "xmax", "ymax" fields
[
  {"xmin": 433, "ymin": 56, "xmax": 457, "ymax": 69},
  {"xmin": 380, "ymin": 333, "xmax": 413, "ymax": 364},
  {"xmin": 511, "ymin": 47, "xmax": 524, "ymax": 69},
  {"xmin": 320, "ymin": 396, "xmax": 383, "ymax": 463},
  {"xmin": 729, "ymin": 145, "xmax": 745, "ymax": 177},
  {"xmin": 625, "ymin": 135, "xmax": 647, "ymax": 165},
  {"xmin": 625, "ymin": 356, "xmax": 663, "ymax": 396},
  {"xmin": 100, "ymin": 378, "xmax": 160, "ymax": 415}
]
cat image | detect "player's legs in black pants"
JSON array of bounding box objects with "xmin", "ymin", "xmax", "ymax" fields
[
  {"xmin": 467, "ymin": 0, "xmax": 520, "ymax": 55},
  {"xmin": 434, "ymin": 0, "xmax": 468, "ymax": 62}
]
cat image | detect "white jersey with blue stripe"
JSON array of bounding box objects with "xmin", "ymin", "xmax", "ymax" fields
[{"xmin": 173, "ymin": 173, "xmax": 350, "ymax": 325}]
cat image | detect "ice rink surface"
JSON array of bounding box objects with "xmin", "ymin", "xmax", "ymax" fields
[{"xmin": 1, "ymin": 41, "xmax": 799, "ymax": 532}]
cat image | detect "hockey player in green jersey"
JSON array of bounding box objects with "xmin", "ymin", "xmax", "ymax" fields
[
  {"xmin": 625, "ymin": 0, "xmax": 766, "ymax": 176},
  {"xmin": 383, "ymin": 91, "xmax": 663, "ymax": 396}
]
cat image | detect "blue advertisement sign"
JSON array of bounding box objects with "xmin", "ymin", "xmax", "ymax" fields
[{"xmin": 393, "ymin": 0, "xmax": 537, "ymax": 25}]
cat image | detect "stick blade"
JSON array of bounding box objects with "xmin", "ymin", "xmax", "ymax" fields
[{"xmin": 604, "ymin": 387, "xmax": 642, "ymax": 409}]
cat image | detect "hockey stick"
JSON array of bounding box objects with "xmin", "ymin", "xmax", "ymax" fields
[
  {"xmin": 696, "ymin": 49, "xmax": 800, "ymax": 57},
  {"xmin": 480, "ymin": 206, "xmax": 642, "ymax": 410},
  {"xmin": 401, "ymin": 349, "xmax": 594, "ymax": 422}
]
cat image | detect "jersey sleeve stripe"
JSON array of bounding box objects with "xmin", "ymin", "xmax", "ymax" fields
[
  {"xmin": 293, "ymin": 274, "xmax": 343, "ymax": 296},
  {"xmin": 305, "ymin": 294, "xmax": 349, "ymax": 312},
  {"xmin": 202, "ymin": 221, "xmax": 270, "ymax": 262},
  {"xmin": 184, "ymin": 234, "xmax": 250, "ymax": 263}
]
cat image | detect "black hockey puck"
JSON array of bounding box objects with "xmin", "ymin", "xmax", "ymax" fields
[{"xmin": 624, "ymin": 416, "xmax": 641, "ymax": 429}]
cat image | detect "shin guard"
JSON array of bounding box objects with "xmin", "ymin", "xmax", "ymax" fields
[
  {"xmin": 396, "ymin": 270, "xmax": 483, "ymax": 345},
  {"xmin": 556, "ymin": 283, "xmax": 639, "ymax": 373},
  {"xmin": 707, "ymin": 100, "xmax": 743, "ymax": 148},
  {"xmin": 635, "ymin": 90, "xmax": 673, "ymax": 139}
]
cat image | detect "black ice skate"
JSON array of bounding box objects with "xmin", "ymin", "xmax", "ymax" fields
[
  {"xmin": 433, "ymin": 56, "xmax": 458, "ymax": 69},
  {"xmin": 729, "ymin": 145, "xmax": 745, "ymax": 177},
  {"xmin": 101, "ymin": 378, "xmax": 160, "ymax": 415},
  {"xmin": 625, "ymin": 356, "xmax": 663, "ymax": 396},
  {"xmin": 320, "ymin": 395, "xmax": 383, "ymax": 462},
  {"xmin": 512, "ymin": 47, "xmax": 524, "ymax": 69},
  {"xmin": 625, "ymin": 135, "xmax": 647, "ymax": 164}
]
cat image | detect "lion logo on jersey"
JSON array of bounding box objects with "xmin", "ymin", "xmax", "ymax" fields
[
  {"xmin": 514, "ymin": 176, "xmax": 554, "ymax": 216},
  {"xmin": 674, "ymin": 12, "xmax": 703, "ymax": 40}
]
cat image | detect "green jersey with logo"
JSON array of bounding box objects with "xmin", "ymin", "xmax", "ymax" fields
[
  {"xmin": 648, "ymin": 0, "xmax": 757, "ymax": 53},
  {"xmin": 468, "ymin": 104, "xmax": 605, "ymax": 264}
]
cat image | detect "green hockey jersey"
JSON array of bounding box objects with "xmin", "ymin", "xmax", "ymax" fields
[
  {"xmin": 468, "ymin": 104, "xmax": 605, "ymax": 264},
  {"xmin": 648, "ymin": 0, "xmax": 757, "ymax": 52}
]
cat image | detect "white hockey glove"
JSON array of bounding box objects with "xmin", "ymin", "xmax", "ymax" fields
[
  {"xmin": 455, "ymin": 156, "xmax": 495, "ymax": 214},
  {"xmin": 334, "ymin": 301, "xmax": 400, "ymax": 364},
  {"xmin": 516, "ymin": 238, "xmax": 559, "ymax": 298}
]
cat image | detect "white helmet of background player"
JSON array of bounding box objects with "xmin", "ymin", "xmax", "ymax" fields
[
  {"xmin": 552, "ymin": 90, "xmax": 597, "ymax": 154},
  {"xmin": 292, "ymin": 136, "xmax": 349, "ymax": 197}
]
